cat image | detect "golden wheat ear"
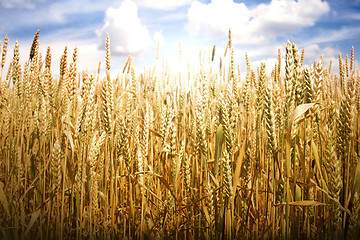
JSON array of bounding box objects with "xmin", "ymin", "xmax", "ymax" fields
[
  {"xmin": 29, "ymin": 29, "xmax": 39, "ymax": 61},
  {"xmin": 1, "ymin": 35, "xmax": 8, "ymax": 69},
  {"xmin": 105, "ymin": 33, "xmax": 111, "ymax": 72}
]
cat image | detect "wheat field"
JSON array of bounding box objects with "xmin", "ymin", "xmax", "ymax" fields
[{"xmin": 0, "ymin": 30, "xmax": 359, "ymax": 240}]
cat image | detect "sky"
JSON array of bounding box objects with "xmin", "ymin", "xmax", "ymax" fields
[{"xmin": 0, "ymin": 0, "xmax": 360, "ymax": 77}]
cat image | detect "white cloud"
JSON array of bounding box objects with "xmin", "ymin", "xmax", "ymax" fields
[
  {"xmin": 153, "ymin": 31, "xmax": 164, "ymax": 46},
  {"xmin": 96, "ymin": 0, "xmax": 153, "ymax": 58},
  {"xmin": 40, "ymin": 41, "xmax": 103, "ymax": 77},
  {"xmin": 305, "ymin": 26, "xmax": 360, "ymax": 45},
  {"xmin": 0, "ymin": 0, "xmax": 45, "ymax": 9},
  {"xmin": 135, "ymin": 0, "xmax": 193, "ymax": 10},
  {"xmin": 304, "ymin": 44, "xmax": 339, "ymax": 60},
  {"xmin": 0, "ymin": 0, "xmax": 111, "ymax": 29},
  {"xmin": 186, "ymin": 0, "xmax": 330, "ymax": 44},
  {"xmin": 302, "ymin": 44, "xmax": 341, "ymax": 73},
  {"xmin": 44, "ymin": 0, "xmax": 110, "ymax": 23},
  {"xmin": 252, "ymin": 58, "xmax": 278, "ymax": 75}
]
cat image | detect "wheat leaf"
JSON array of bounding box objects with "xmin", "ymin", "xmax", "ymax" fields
[{"xmin": 24, "ymin": 209, "xmax": 40, "ymax": 237}]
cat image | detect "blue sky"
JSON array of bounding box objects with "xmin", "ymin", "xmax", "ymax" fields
[{"xmin": 0, "ymin": 0, "xmax": 360, "ymax": 76}]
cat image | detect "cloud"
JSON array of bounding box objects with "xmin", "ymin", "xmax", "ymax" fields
[
  {"xmin": 0, "ymin": 0, "xmax": 111, "ymax": 30},
  {"xmin": 153, "ymin": 31, "xmax": 164, "ymax": 46},
  {"xmin": 303, "ymin": 44, "xmax": 339, "ymax": 61},
  {"xmin": 96, "ymin": 0, "xmax": 153, "ymax": 58},
  {"xmin": 38, "ymin": 40, "xmax": 103, "ymax": 77},
  {"xmin": 299, "ymin": 44, "xmax": 342, "ymax": 74},
  {"xmin": 135, "ymin": 0, "xmax": 193, "ymax": 10},
  {"xmin": 0, "ymin": 0, "xmax": 46, "ymax": 9},
  {"xmin": 251, "ymin": 58, "xmax": 278, "ymax": 75},
  {"xmin": 304, "ymin": 26, "xmax": 360, "ymax": 45},
  {"xmin": 186, "ymin": 0, "xmax": 330, "ymax": 44},
  {"xmin": 43, "ymin": 0, "xmax": 110, "ymax": 23}
]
